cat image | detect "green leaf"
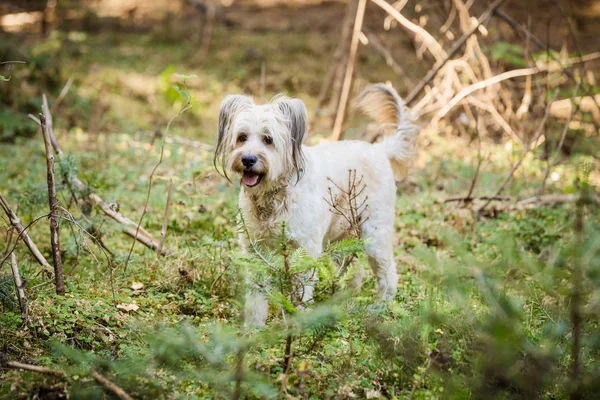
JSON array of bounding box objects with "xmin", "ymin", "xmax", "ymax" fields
[
  {"xmin": 174, "ymin": 73, "xmax": 197, "ymax": 81},
  {"xmin": 172, "ymin": 83, "xmax": 190, "ymax": 101},
  {"xmin": 0, "ymin": 75, "xmax": 10, "ymax": 82}
]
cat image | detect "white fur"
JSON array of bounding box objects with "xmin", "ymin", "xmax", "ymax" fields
[{"xmin": 214, "ymin": 84, "xmax": 419, "ymax": 326}]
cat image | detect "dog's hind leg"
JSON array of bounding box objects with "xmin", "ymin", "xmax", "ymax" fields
[{"xmin": 362, "ymin": 224, "xmax": 398, "ymax": 300}]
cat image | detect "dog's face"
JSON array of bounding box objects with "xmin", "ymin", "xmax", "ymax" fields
[{"xmin": 214, "ymin": 94, "xmax": 306, "ymax": 189}]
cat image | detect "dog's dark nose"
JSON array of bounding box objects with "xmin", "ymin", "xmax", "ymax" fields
[{"xmin": 241, "ymin": 155, "xmax": 258, "ymax": 168}]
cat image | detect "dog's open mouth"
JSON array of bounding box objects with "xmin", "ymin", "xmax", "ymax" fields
[{"xmin": 241, "ymin": 171, "xmax": 264, "ymax": 188}]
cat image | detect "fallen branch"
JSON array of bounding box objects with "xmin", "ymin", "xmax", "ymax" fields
[
  {"xmin": 40, "ymin": 113, "xmax": 65, "ymax": 296},
  {"xmin": 90, "ymin": 369, "xmax": 134, "ymax": 400},
  {"xmin": 444, "ymin": 195, "xmax": 511, "ymax": 203},
  {"xmin": 517, "ymin": 194, "xmax": 599, "ymax": 207},
  {"xmin": 331, "ymin": 0, "xmax": 367, "ymax": 141},
  {"xmin": 2, "ymin": 360, "xmax": 65, "ymax": 377},
  {"xmin": 0, "ymin": 193, "xmax": 53, "ymax": 278},
  {"xmin": 405, "ymin": 0, "xmax": 506, "ymax": 105},
  {"xmin": 10, "ymin": 252, "xmax": 30, "ymax": 325},
  {"xmin": 30, "ymin": 98, "xmax": 168, "ymax": 256}
]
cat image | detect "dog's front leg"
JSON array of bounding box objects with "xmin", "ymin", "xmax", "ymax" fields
[
  {"xmin": 297, "ymin": 241, "xmax": 322, "ymax": 306},
  {"xmin": 239, "ymin": 232, "xmax": 270, "ymax": 327},
  {"xmin": 244, "ymin": 290, "xmax": 269, "ymax": 327}
]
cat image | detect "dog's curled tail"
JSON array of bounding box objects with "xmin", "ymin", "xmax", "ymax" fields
[{"xmin": 356, "ymin": 83, "xmax": 419, "ymax": 178}]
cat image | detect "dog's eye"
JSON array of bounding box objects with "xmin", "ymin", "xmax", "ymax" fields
[
  {"xmin": 238, "ymin": 134, "xmax": 247, "ymax": 143},
  {"xmin": 263, "ymin": 136, "xmax": 273, "ymax": 145}
]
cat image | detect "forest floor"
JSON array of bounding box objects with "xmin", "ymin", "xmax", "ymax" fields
[{"xmin": 1, "ymin": 2, "xmax": 600, "ymax": 399}]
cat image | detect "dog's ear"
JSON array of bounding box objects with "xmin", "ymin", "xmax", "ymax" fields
[
  {"xmin": 274, "ymin": 97, "xmax": 307, "ymax": 183},
  {"xmin": 214, "ymin": 95, "xmax": 253, "ymax": 180}
]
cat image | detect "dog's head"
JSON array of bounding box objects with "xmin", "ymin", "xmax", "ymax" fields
[{"xmin": 214, "ymin": 94, "xmax": 306, "ymax": 190}]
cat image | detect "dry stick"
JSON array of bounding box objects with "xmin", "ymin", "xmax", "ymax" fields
[
  {"xmin": 40, "ymin": 113, "xmax": 65, "ymax": 296},
  {"xmin": 2, "ymin": 361, "xmax": 65, "ymax": 377},
  {"xmin": 0, "ymin": 194, "xmax": 53, "ymax": 277},
  {"xmin": 50, "ymin": 75, "xmax": 74, "ymax": 113},
  {"xmin": 328, "ymin": 0, "xmax": 358, "ymax": 120},
  {"xmin": 438, "ymin": 51, "xmax": 600, "ymax": 119},
  {"xmin": 460, "ymin": 120, "xmax": 484, "ymax": 204},
  {"xmin": 0, "ymin": 60, "xmax": 26, "ymax": 65},
  {"xmin": 312, "ymin": 0, "xmax": 355, "ymax": 131},
  {"xmin": 383, "ymin": 0, "xmax": 408, "ymax": 30},
  {"xmin": 331, "ymin": 0, "xmax": 367, "ymax": 141},
  {"xmin": 156, "ymin": 179, "xmax": 174, "ymax": 259},
  {"xmin": 197, "ymin": 3, "xmax": 217, "ymax": 60},
  {"xmin": 477, "ymin": 89, "xmax": 560, "ymax": 214},
  {"xmin": 30, "ymin": 106, "xmax": 164, "ymax": 252},
  {"xmin": 363, "ymin": 29, "xmax": 412, "ymax": 88},
  {"xmin": 444, "ymin": 195, "xmax": 510, "ymax": 203},
  {"xmin": 438, "ymin": 66, "xmax": 541, "ymax": 118},
  {"xmin": 10, "ymin": 253, "xmax": 30, "ymax": 325},
  {"xmin": 494, "ymin": 9, "xmax": 600, "ymax": 119},
  {"xmin": 90, "ymin": 369, "xmax": 134, "ymax": 400},
  {"xmin": 404, "ymin": 0, "xmax": 506, "ymax": 105},
  {"xmin": 124, "ymin": 96, "xmax": 192, "ymax": 270},
  {"xmin": 370, "ymin": 0, "xmax": 447, "ymax": 62},
  {"xmin": 537, "ymin": 80, "xmax": 582, "ymax": 197}
]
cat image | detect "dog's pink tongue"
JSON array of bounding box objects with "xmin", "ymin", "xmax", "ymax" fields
[{"xmin": 242, "ymin": 174, "xmax": 259, "ymax": 187}]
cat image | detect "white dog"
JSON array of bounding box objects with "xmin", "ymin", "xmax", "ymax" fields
[{"xmin": 214, "ymin": 84, "xmax": 419, "ymax": 326}]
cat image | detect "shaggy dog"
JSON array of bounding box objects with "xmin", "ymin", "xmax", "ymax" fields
[{"xmin": 214, "ymin": 84, "xmax": 419, "ymax": 326}]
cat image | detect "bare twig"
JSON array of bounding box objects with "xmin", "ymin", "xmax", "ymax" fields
[
  {"xmin": 538, "ymin": 80, "xmax": 582, "ymax": 197},
  {"xmin": 124, "ymin": 87, "xmax": 192, "ymax": 270},
  {"xmin": 438, "ymin": 66, "xmax": 541, "ymax": 118},
  {"xmin": 444, "ymin": 195, "xmax": 511, "ymax": 203},
  {"xmin": 326, "ymin": 0, "xmax": 358, "ymax": 126},
  {"xmin": 517, "ymin": 194, "xmax": 599, "ymax": 207},
  {"xmin": 51, "ymin": 76, "xmax": 74, "ymax": 113},
  {"xmin": 363, "ymin": 29, "xmax": 411, "ymax": 87},
  {"xmin": 2, "ymin": 360, "xmax": 65, "ymax": 377},
  {"xmin": 156, "ymin": 179, "xmax": 174, "ymax": 259},
  {"xmin": 459, "ymin": 120, "xmax": 485, "ymax": 204},
  {"xmin": 405, "ymin": 0, "xmax": 506, "ymax": 105},
  {"xmin": 0, "ymin": 193, "xmax": 53, "ymax": 277},
  {"xmin": 0, "ymin": 60, "xmax": 26, "ymax": 65},
  {"xmin": 30, "ymin": 99, "xmax": 167, "ymax": 254},
  {"xmin": 370, "ymin": 0, "xmax": 447, "ymax": 62},
  {"xmin": 90, "ymin": 369, "xmax": 134, "ymax": 400},
  {"xmin": 494, "ymin": 9, "xmax": 600, "ymax": 120},
  {"xmin": 40, "ymin": 113, "xmax": 65, "ymax": 296},
  {"xmin": 477, "ymin": 89, "xmax": 560, "ymax": 214},
  {"xmin": 331, "ymin": 0, "xmax": 367, "ymax": 141},
  {"xmin": 10, "ymin": 253, "xmax": 30, "ymax": 325}
]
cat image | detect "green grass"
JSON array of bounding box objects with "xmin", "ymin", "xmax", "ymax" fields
[{"xmin": 1, "ymin": 19, "xmax": 600, "ymax": 400}]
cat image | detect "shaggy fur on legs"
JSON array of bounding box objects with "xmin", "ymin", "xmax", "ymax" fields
[{"xmin": 214, "ymin": 84, "xmax": 419, "ymax": 326}]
